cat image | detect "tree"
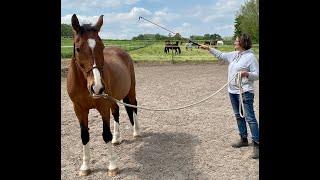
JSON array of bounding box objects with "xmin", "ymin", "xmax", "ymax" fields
[
  {"xmin": 204, "ymin": 34, "xmax": 210, "ymax": 40},
  {"xmin": 233, "ymin": 15, "xmax": 243, "ymax": 39},
  {"xmin": 208, "ymin": 34, "xmax": 223, "ymax": 42},
  {"xmin": 137, "ymin": 34, "xmax": 145, "ymax": 40},
  {"xmin": 173, "ymin": 33, "xmax": 182, "ymax": 40},
  {"xmin": 234, "ymin": 0, "xmax": 259, "ymax": 43},
  {"xmin": 61, "ymin": 24, "xmax": 73, "ymax": 38},
  {"xmin": 155, "ymin": 33, "xmax": 161, "ymax": 40},
  {"xmin": 190, "ymin": 35, "xmax": 205, "ymax": 40}
]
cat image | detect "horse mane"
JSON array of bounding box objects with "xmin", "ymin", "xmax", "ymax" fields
[{"xmin": 78, "ymin": 24, "xmax": 98, "ymax": 35}]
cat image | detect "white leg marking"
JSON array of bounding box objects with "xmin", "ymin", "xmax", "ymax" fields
[
  {"xmin": 112, "ymin": 122, "xmax": 121, "ymax": 144},
  {"xmin": 108, "ymin": 143, "xmax": 118, "ymax": 170},
  {"xmin": 133, "ymin": 112, "xmax": 140, "ymax": 137},
  {"xmin": 80, "ymin": 143, "xmax": 90, "ymax": 171}
]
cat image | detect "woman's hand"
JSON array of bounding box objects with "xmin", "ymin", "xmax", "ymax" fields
[
  {"xmin": 240, "ymin": 71, "xmax": 249, "ymax": 78},
  {"xmin": 200, "ymin": 45, "xmax": 210, "ymax": 50}
]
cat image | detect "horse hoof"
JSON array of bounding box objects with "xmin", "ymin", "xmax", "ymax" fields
[
  {"xmin": 111, "ymin": 138, "xmax": 122, "ymax": 145},
  {"xmin": 111, "ymin": 140, "xmax": 121, "ymax": 145},
  {"xmin": 79, "ymin": 169, "xmax": 91, "ymax": 176},
  {"xmin": 133, "ymin": 133, "xmax": 141, "ymax": 138},
  {"xmin": 107, "ymin": 168, "xmax": 119, "ymax": 177}
]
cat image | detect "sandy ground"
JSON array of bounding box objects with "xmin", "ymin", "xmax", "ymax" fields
[{"xmin": 61, "ymin": 62, "xmax": 259, "ymax": 180}]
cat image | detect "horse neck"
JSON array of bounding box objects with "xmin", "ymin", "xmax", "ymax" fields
[{"xmin": 70, "ymin": 58, "xmax": 87, "ymax": 87}]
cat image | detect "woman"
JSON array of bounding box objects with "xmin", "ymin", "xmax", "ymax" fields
[{"xmin": 200, "ymin": 33, "xmax": 259, "ymax": 159}]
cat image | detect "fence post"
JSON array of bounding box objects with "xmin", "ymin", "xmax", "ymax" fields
[{"xmin": 171, "ymin": 40, "xmax": 174, "ymax": 64}]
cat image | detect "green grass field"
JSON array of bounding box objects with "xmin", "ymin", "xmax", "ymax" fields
[{"xmin": 61, "ymin": 38, "xmax": 259, "ymax": 62}]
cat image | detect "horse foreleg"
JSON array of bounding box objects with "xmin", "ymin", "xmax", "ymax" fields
[
  {"xmin": 74, "ymin": 105, "xmax": 91, "ymax": 176},
  {"xmin": 101, "ymin": 112, "xmax": 118, "ymax": 176},
  {"xmin": 79, "ymin": 142, "xmax": 90, "ymax": 176},
  {"xmin": 111, "ymin": 103, "xmax": 121, "ymax": 144}
]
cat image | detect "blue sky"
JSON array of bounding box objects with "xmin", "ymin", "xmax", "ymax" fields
[{"xmin": 61, "ymin": 0, "xmax": 246, "ymax": 39}]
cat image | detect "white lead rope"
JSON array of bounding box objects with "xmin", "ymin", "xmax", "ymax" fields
[
  {"xmin": 236, "ymin": 72, "xmax": 246, "ymax": 118},
  {"xmin": 101, "ymin": 72, "xmax": 242, "ymax": 112}
]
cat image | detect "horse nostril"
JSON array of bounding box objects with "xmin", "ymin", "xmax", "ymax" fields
[
  {"xmin": 90, "ymin": 85, "xmax": 95, "ymax": 93},
  {"xmin": 99, "ymin": 86, "xmax": 105, "ymax": 94}
]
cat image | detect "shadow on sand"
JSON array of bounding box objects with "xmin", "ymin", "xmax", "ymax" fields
[{"xmin": 119, "ymin": 131, "xmax": 209, "ymax": 179}]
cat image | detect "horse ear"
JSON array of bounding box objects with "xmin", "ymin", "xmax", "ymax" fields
[
  {"xmin": 95, "ymin": 15, "xmax": 104, "ymax": 31},
  {"xmin": 71, "ymin": 14, "xmax": 80, "ymax": 33}
]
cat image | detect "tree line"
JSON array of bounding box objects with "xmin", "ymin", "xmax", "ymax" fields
[{"xmin": 131, "ymin": 33, "xmax": 223, "ymax": 42}]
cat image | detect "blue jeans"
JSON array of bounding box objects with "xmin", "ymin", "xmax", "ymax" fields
[{"xmin": 229, "ymin": 92, "xmax": 259, "ymax": 143}]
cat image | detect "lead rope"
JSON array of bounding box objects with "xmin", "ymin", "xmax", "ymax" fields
[
  {"xmin": 236, "ymin": 72, "xmax": 246, "ymax": 118},
  {"xmin": 101, "ymin": 73, "xmax": 240, "ymax": 111}
]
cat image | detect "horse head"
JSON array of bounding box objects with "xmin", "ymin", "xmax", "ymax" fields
[{"xmin": 71, "ymin": 14, "xmax": 106, "ymax": 97}]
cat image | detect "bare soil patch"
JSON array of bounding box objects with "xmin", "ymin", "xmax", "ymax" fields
[{"xmin": 61, "ymin": 63, "xmax": 259, "ymax": 179}]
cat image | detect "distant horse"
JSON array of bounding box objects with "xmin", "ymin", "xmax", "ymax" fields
[
  {"xmin": 186, "ymin": 40, "xmax": 200, "ymax": 50},
  {"xmin": 164, "ymin": 41, "xmax": 170, "ymax": 53},
  {"xmin": 212, "ymin": 40, "xmax": 217, "ymax": 45},
  {"xmin": 164, "ymin": 41, "xmax": 181, "ymax": 54},
  {"xmin": 204, "ymin": 41, "xmax": 211, "ymax": 45},
  {"xmin": 67, "ymin": 14, "xmax": 140, "ymax": 177},
  {"xmin": 185, "ymin": 42, "xmax": 193, "ymax": 51}
]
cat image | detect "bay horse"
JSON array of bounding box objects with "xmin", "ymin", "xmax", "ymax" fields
[{"xmin": 67, "ymin": 14, "xmax": 140, "ymax": 176}]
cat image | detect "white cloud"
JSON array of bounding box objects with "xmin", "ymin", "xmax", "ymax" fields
[
  {"xmin": 61, "ymin": 0, "xmax": 246, "ymax": 39},
  {"xmin": 62, "ymin": 7, "xmax": 154, "ymax": 39},
  {"xmin": 214, "ymin": 24, "xmax": 234, "ymax": 31},
  {"xmin": 100, "ymin": 31, "xmax": 132, "ymax": 40},
  {"xmin": 61, "ymin": 14, "xmax": 73, "ymax": 24},
  {"xmin": 135, "ymin": 8, "xmax": 181, "ymax": 34},
  {"xmin": 104, "ymin": 7, "xmax": 152, "ymax": 23},
  {"xmin": 154, "ymin": 8, "xmax": 168, "ymax": 16},
  {"xmin": 154, "ymin": 11, "xmax": 167, "ymax": 16},
  {"xmin": 182, "ymin": 23, "xmax": 190, "ymax": 27},
  {"xmin": 125, "ymin": 0, "xmax": 140, "ymax": 5},
  {"xmin": 188, "ymin": 0, "xmax": 244, "ymax": 23},
  {"xmin": 145, "ymin": 0, "xmax": 161, "ymax": 2},
  {"xmin": 202, "ymin": 14, "xmax": 224, "ymax": 23},
  {"xmin": 62, "ymin": 0, "xmax": 140, "ymax": 10},
  {"xmin": 62, "ymin": 7, "xmax": 151, "ymax": 24},
  {"xmin": 61, "ymin": 14, "xmax": 101, "ymax": 25},
  {"xmin": 213, "ymin": 0, "xmax": 241, "ymax": 14}
]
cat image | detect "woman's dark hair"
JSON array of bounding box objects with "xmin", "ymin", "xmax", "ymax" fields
[{"xmin": 238, "ymin": 33, "xmax": 252, "ymax": 50}]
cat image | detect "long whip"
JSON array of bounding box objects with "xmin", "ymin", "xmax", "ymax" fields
[{"xmin": 138, "ymin": 16, "xmax": 201, "ymax": 46}]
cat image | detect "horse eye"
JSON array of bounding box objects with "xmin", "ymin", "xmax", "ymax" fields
[{"xmin": 76, "ymin": 47, "xmax": 80, "ymax": 52}]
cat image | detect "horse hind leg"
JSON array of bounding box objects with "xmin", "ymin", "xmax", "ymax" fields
[
  {"xmin": 111, "ymin": 103, "xmax": 121, "ymax": 144},
  {"xmin": 123, "ymin": 95, "xmax": 140, "ymax": 138}
]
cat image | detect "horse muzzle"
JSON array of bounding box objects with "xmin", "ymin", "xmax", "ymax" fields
[{"xmin": 89, "ymin": 84, "xmax": 105, "ymax": 99}]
